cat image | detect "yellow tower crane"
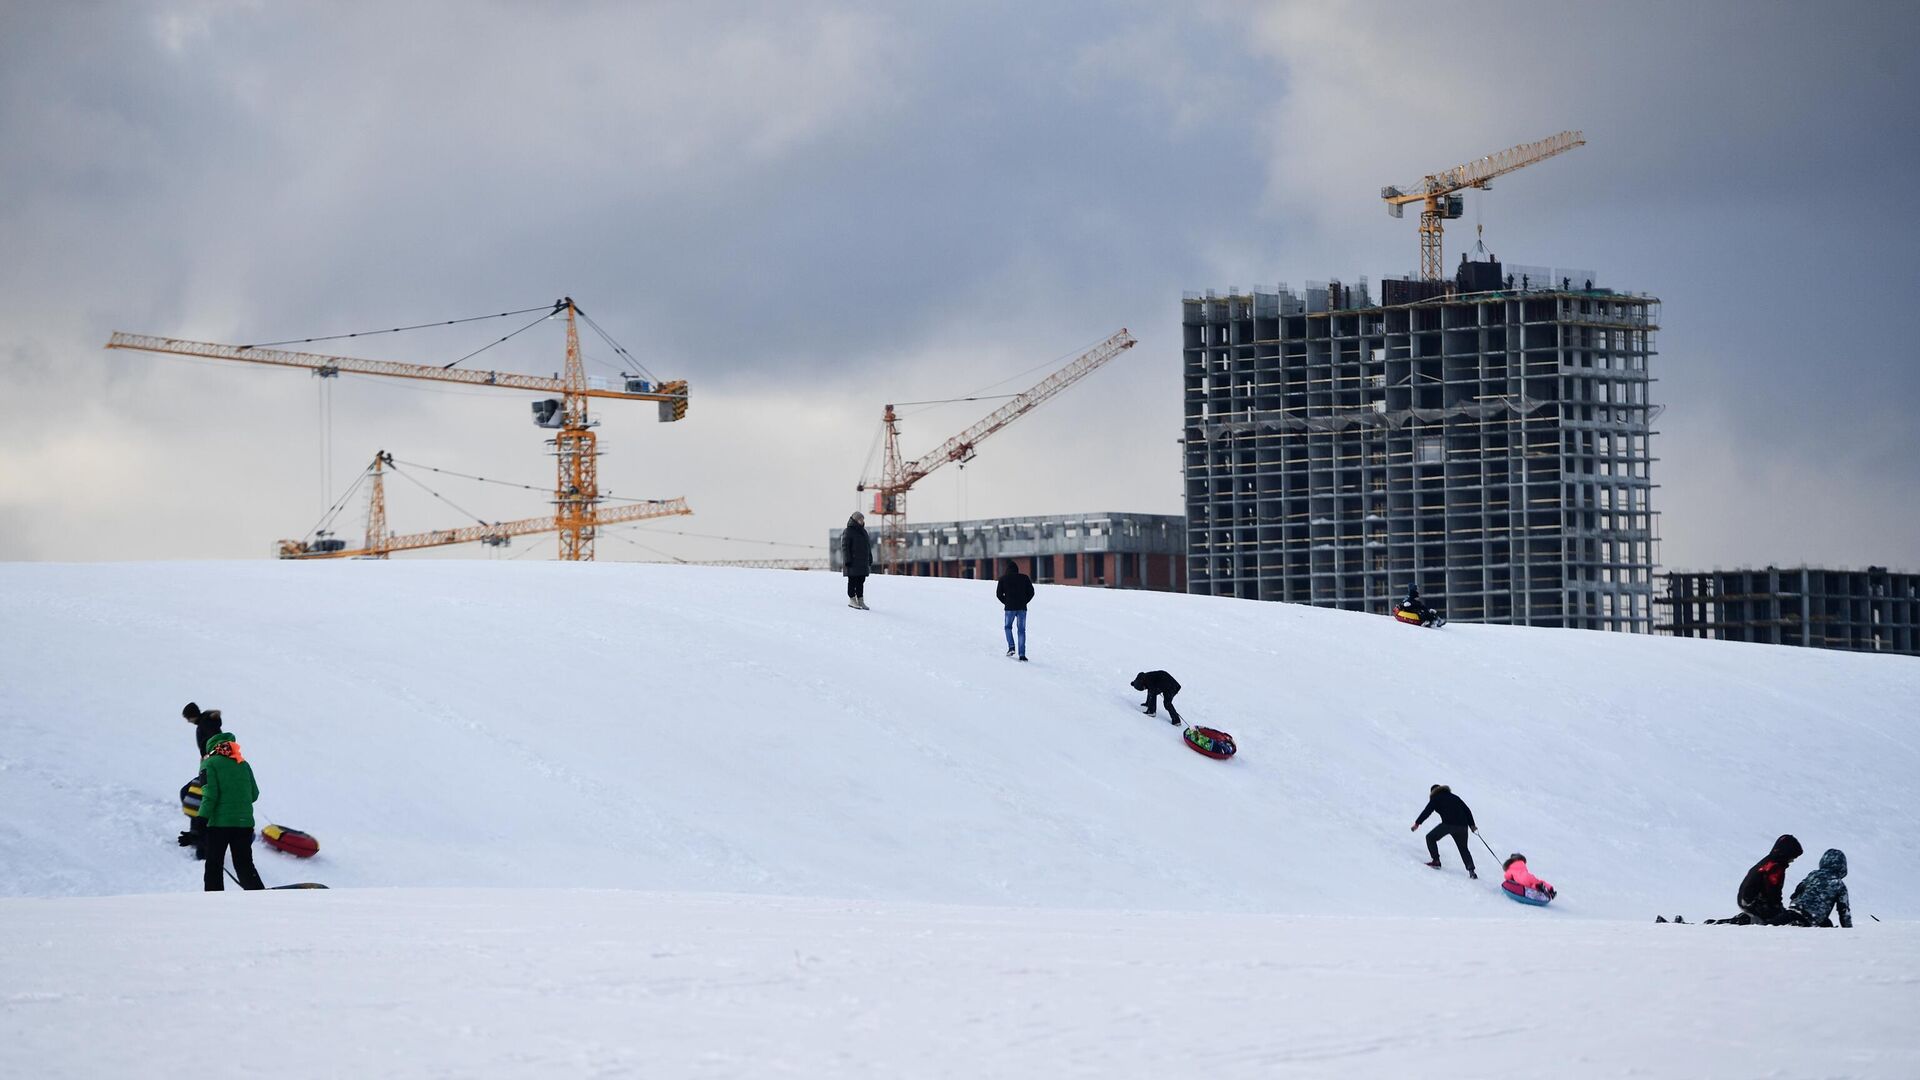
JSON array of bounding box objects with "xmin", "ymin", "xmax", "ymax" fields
[
  {"xmin": 275, "ymin": 450, "xmax": 692, "ymax": 559},
  {"xmin": 107, "ymin": 298, "xmax": 689, "ymax": 561},
  {"xmin": 858, "ymin": 328, "xmax": 1136, "ymax": 573},
  {"xmin": 1382, "ymin": 130, "xmax": 1586, "ymax": 282}
]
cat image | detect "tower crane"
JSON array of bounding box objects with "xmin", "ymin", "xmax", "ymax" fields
[
  {"xmin": 106, "ymin": 298, "xmax": 689, "ymax": 561},
  {"xmin": 1381, "ymin": 130, "xmax": 1585, "ymax": 282},
  {"xmin": 275, "ymin": 451, "xmax": 691, "ymax": 559},
  {"xmin": 858, "ymin": 328, "xmax": 1136, "ymax": 572}
]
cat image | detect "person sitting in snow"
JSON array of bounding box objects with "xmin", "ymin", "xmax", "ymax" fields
[
  {"xmin": 177, "ymin": 702, "xmax": 224, "ymax": 860},
  {"xmin": 1706, "ymin": 834, "xmax": 1803, "ymax": 925},
  {"xmin": 1395, "ymin": 583, "xmax": 1440, "ymax": 625},
  {"xmin": 198, "ymin": 731, "xmax": 265, "ymax": 891},
  {"xmin": 1786, "ymin": 848, "xmax": 1852, "ymax": 928},
  {"xmin": 1501, "ymin": 853, "xmax": 1555, "ymax": 902}
]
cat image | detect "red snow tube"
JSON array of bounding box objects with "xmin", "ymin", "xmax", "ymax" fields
[
  {"xmin": 261, "ymin": 824, "xmax": 319, "ymax": 858},
  {"xmin": 1182, "ymin": 726, "xmax": 1236, "ymax": 759}
]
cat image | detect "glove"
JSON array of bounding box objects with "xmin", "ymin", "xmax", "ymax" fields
[{"xmin": 177, "ymin": 831, "xmax": 195, "ymax": 847}]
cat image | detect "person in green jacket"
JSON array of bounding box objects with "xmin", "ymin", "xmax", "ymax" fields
[{"xmin": 198, "ymin": 731, "xmax": 264, "ymax": 891}]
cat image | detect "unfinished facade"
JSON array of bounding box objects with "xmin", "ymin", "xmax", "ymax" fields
[
  {"xmin": 830, "ymin": 512, "xmax": 1185, "ymax": 591},
  {"xmin": 1182, "ymin": 260, "xmax": 1659, "ymax": 631},
  {"xmin": 1659, "ymin": 567, "xmax": 1920, "ymax": 656}
]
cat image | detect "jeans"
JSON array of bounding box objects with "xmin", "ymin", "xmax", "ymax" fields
[{"xmin": 1003, "ymin": 609, "xmax": 1027, "ymax": 656}]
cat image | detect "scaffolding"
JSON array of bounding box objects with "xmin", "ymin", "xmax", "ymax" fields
[
  {"xmin": 1181, "ymin": 273, "xmax": 1661, "ymax": 631},
  {"xmin": 1658, "ymin": 566, "xmax": 1920, "ymax": 656}
]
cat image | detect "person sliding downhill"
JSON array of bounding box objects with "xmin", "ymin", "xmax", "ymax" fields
[
  {"xmin": 1395, "ymin": 583, "xmax": 1443, "ymax": 627},
  {"xmin": 1501, "ymin": 853, "xmax": 1555, "ymax": 902},
  {"xmin": 1412, "ymin": 783, "xmax": 1478, "ymax": 878}
]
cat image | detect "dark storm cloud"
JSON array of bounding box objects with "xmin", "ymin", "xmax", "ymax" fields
[{"xmin": 2, "ymin": 1, "xmax": 1915, "ymax": 570}]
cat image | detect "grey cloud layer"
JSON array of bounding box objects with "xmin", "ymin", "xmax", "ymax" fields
[{"xmin": 1, "ymin": 1, "xmax": 1915, "ymax": 570}]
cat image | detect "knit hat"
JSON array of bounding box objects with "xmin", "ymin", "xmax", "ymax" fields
[
  {"xmin": 848, "ymin": 511, "xmax": 865, "ymax": 526},
  {"xmin": 183, "ymin": 702, "xmax": 201, "ymax": 720}
]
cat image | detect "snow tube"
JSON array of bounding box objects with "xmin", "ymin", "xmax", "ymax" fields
[
  {"xmin": 1182, "ymin": 726, "xmax": 1236, "ymax": 759},
  {"xmin": 1502, "ymin": 880, "xmax": 1553, "ymax": 906},
  {"xmin": 180, "ymin": 778, "xmax": 203, "ymax": 818},
  {"xmin": 1393, "ymin": 607, "xmax": 1425, "ymax": 626},
  {"xmin": 261, "ymin": 824, "xmax": 320, "ymax": 858}
]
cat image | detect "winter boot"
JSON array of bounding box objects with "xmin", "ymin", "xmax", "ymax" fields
[
  {"xmin": 1469, "ymin": 870, "xmax": 1478, "ymax": 880},
  {"xmin": 1673, "ymin": 916, "xmax": 1687, "ymax": 924},
  {"xmin": 1006, "ymin": 647, "xmax": 1015, "ymax": 657},
  {"xmin": 1655, "ymin": 916, "xmax": 1668, "ymax": 923},
  {"xmin": 1019, "ymin": 656, "xmax": 1029, "ymax": 663},
  {"xmin": 1425, "ymin": 860, "xmax": 1442, "ymax": 868}
]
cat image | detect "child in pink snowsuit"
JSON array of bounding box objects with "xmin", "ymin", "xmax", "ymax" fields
[{"xmin": 1502, "ymin": 854, "xmax": 1555, "ymax": 902}]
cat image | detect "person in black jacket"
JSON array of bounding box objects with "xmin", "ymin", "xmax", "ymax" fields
[
  {"xmin": 1130, "ymin": 671, "xmax": 1182, "ymax": 725},
  {"xmin": 177, "ymin": 702, "xmax": 223, "ymax": 860},
  {"xmin": 1706, "ymin": 834, "xmax": 1805, "ymax": 925},
  {"xmin": 1412, "ymin": 783, "xmax": 1478, "ymax": 878},
  {"xmin": 842, "ymin": 512, "xmax": 872, "ymax": 610},
  {"xmin": 996, "ymin": 560, "xmax": 1034, "ymax": 660}
]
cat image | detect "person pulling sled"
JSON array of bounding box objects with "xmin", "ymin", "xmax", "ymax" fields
[
  {"xmin": 1131, "ymin": 670, "xmax": 1183, "ymax": 725},
  {"xmin": 1412, "ymin": 783, "xmax": 1478, "ymax": 878}
]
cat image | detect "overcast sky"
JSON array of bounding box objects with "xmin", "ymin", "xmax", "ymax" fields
[{"xmin": 3, "ymin": 1, "xmax": 1916, "ymax": 571}]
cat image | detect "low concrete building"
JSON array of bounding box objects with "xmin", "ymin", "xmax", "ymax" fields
[
  {"xmin": 1658, "ymin": 566, "xmax": 1919, "ymax": 656},
  {"xmin": 830, "ymin": 512, "xmax": 1186, "ymax": 591}
]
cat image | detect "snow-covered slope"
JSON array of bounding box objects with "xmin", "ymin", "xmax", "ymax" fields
[{"xmin": 3, "ymin": 560, "xmax": 1915, "ymax": 918}]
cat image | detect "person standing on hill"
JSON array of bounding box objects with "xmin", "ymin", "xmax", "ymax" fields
[
  {"xmin": 1413, "ymin": 783, "xmax": 1478, "ymax": 878},
  {"xmin": 842, "ymin": 512, "xmax": 872, "ymax": 610},
  {"xmin": 1706, "ymin": 834, "xmax": 1805, "ymax": 925},
  {"xmin": 197, "ymin": 731, "xmax": 264, "ymax": 891},
  {"xmin": 1131, "ymin": 671, "xmax": 1182, "ymax": 725},
  {"xmin": 996, "ymin": 559, "xmax": 1034, "ymax": 661},
  {"xmin": 177, "ymin": 703, "xmax": 224, "ymax": 860}
]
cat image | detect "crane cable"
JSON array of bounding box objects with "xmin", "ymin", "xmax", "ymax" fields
[
  {"xmin": 299, "ymin": 459, "xmax": 376, "ymax": 543},
  {"xmin": 383, "ymin": 461, "xmax": 495, "ymax": 528},
  {"xmin": 245, "ymin": 305, "xmax": 555, "ymax": 349},
  {"xmin": 386, "ymin": 457, "xmax": 664, "ymax": 505},
  {"xmin": 576, "ymin": 307, "xmax": 659, "ymax": 383}
]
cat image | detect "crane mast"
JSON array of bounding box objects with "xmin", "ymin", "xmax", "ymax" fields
[
  {"xmin": 1381, "ymin": 130, "xmax": 1585, "ymax": 282},
  {"xmin": 859, "ymin": 328, "xmax": 1136, "ymax": 572},
  {"xmin": 106, "ymin": 298, "xmax": 691, "ymax": 561}
]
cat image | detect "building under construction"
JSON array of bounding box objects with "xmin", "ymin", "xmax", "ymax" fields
[
  {"xmin": 830, "ymin": 512, "xmax": 1185, "ymax": 591},
  {"xmin": 1658, "ymin": 567, "xmax": 1920, "ymax": 656},
  {"xmin": 1182, "ymin": 257, "xmax": 1660, "ymax": 631}
]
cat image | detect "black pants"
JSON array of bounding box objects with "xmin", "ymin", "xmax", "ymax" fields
[
  {"xmin": 204, "ymin": 827, "xmax": 265, "ymax": 891},
  {"xmin": 1427, "ymin": 823, "xmax": 1475, "ymax": 872},
  {"xmin": 1143, "ymin": 689, "xmax": 1182, "ymax": 724},
  {"xmin": 1709, "ymin": 901, "xmax": 1808, "ymax": 926},
  {"xmin": 847, "ymin": 574, "xmax": 866, "ymax": 600}
]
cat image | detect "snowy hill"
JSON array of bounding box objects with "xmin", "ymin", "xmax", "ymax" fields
[
  {"xmin": 3, "ymin": 560, "xmax": 1917, "ymax": 918},
  {"xmin": 6, "ymin": 561, "xmax": 1920, "ymax": 1078}
]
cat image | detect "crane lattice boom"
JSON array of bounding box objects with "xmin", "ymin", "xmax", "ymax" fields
[
  {"xmin": 860, "ymin": 328, "xmax": 1136, "ymax": 572},
  {"xmin": 1380, "ymin": 130, "xmax": 1585, "ymax": 282},
  {"xmin": 106, "ymin": 298, "xmax": 691, "ymax": 561}
]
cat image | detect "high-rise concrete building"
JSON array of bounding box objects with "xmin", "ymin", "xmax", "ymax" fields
[
  {"xmin": 1182, "ymin": 260, "xmax": 1659, "ymax": 631},
  {"xmin": 1659, "ymin": 566, "xmax": 1920, "ymax": 655}
]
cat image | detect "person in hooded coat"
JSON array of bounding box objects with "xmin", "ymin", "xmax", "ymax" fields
[
  {"xmin": 996, "ymin": 559, "xmax": 1034, "ymax": 661},
  {"xmin": 1787, "ymin": 849, "xmax": 1852, "ymax": 928},
  {"xmin": 1130, "ymin": 671, "xmax": 1182, "ymax": 725},
  {"xmin": 197, "ymin": 731, "xmax": 265, "ymax": 891},
  {"xmin": 1706, "ymin": 834, "xmax": 1803, "ymax": 924},
  {"xmin": 842, "ymin": 512, "xmax": 873, "ymax": 610},
  {"xmin": 177, "ymin": 703, "xmax": 224, "ymax": 860},
  {"xmin": 1412, "ymin": 783, "xmax": 1478, "ymax": 878}
]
